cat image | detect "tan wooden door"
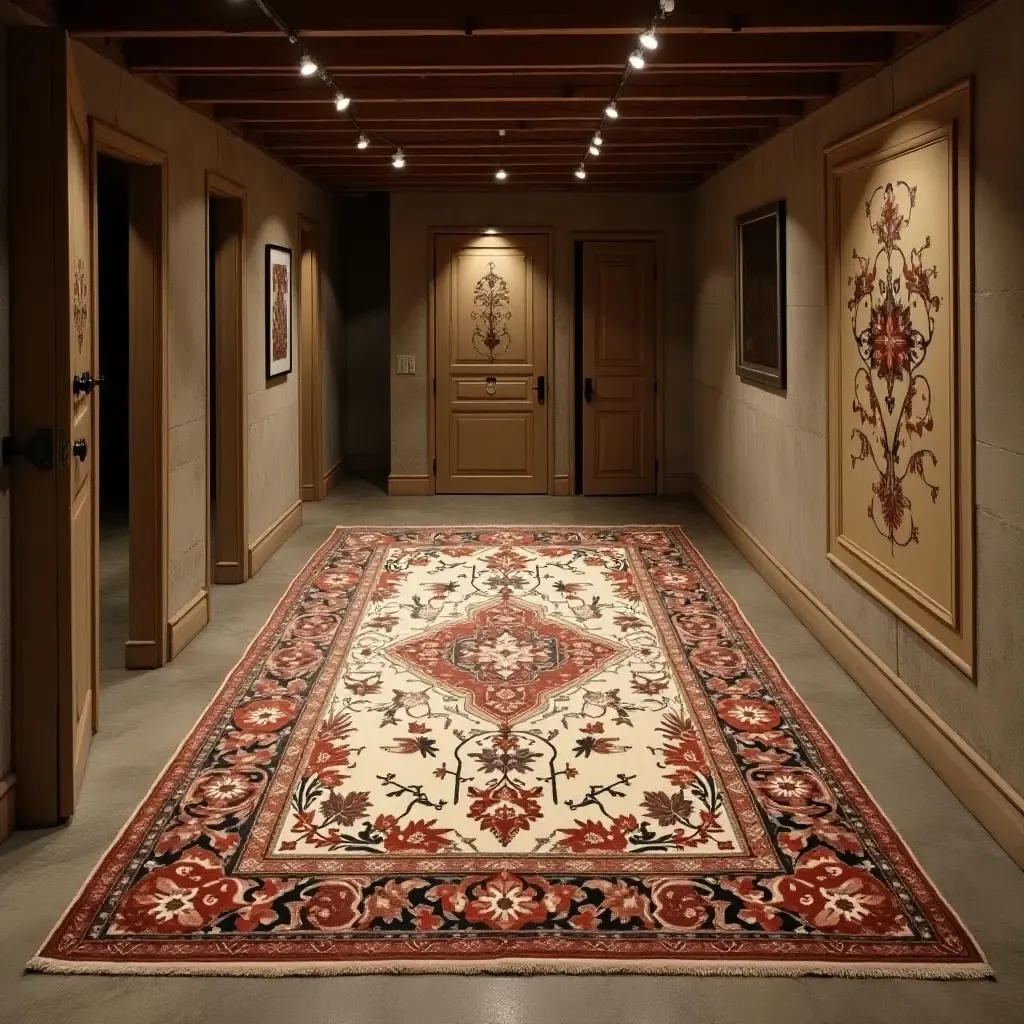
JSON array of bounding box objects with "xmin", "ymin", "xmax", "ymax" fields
[
  {"xmin": 435, "ymin": 233, "xmax": 549, "ymax": 494},
  {"xmin": 582, "ymin": 241, "xmax": 658, "ymax": 495},
  {"xmin": 9, "ymin": 30, "xmax": 97, "ymax": 824}
]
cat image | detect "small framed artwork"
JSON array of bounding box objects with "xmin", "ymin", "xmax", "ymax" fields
[
  {"xmin": 265, "ymin": 243, "xmax": 293, "ymax": 379},
  {"xmin": 735, "ymin": 200, "xmax": 786, "ymax": 389}
]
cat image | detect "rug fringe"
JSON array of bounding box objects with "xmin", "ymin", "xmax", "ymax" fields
[{"xmin": 25, "ymin": 955, "xmax": 994, "ymax": 980}]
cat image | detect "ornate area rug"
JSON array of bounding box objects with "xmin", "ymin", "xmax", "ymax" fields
[{"xmin": 32, "ymin": 527, "xmax": 989, "ymax": 978}]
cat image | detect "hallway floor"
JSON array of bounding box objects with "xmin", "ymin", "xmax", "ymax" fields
[{"xmin": 1, "ymin": 480, "xmax": 1022, "ymax": 1023}]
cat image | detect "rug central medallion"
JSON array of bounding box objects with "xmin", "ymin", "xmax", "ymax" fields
[{"xmin": 387, "ymin": 597, "xmax": 625, "ymax": 726}]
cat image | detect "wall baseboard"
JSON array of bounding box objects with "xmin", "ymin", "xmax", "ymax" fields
[
  {"xmin": 124, "ymin": 639, "xmax": 162, "ymax": 671},
  {"xmin": 0, "ymin": 773, "xmax": 15, "ymax": 847},
  {"xmin": 388, "ymin": 474, "xmax": 431, "ymax": 496},
  {"xmin": 664, "ymin": 472, "xmax": 696, "ymax": 495},
  {"xmin": 166, "ymin": 588, "xmax": 210, "ymax": 661},
  {"xmin": 693, "ymin": 478, "xmax": 1024, "ymax": 870},
  {"xmin": 213, "ymin": 560, "xmax": 245, "ymax": 586},
  {"xmin": 322, "ymin": 457, "xmax": 345, "ymax": 495},
  {"xmin": 553, "ymin": 474, "xmax": 570, "ymax": 497},
  {"xmin": 248, "ymin": 500, "xmax": 303, "ymax": 577}
]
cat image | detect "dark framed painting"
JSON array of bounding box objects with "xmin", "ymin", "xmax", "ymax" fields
[
  {"xmin": 265, "ymin": 243, "xmax": 293, "ymax": 379},
  {"xmin": 735, "ymin": 200, "xmax": 786, "ymax": 389}
]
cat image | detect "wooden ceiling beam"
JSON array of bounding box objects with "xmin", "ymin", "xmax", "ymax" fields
[
  {"xmin": 62, "ymin": 0, "xmax": 954, "ymax": 37},
  {"xmin": 121, "ymin": 34, "xmax": 895, "ymax": 73},
  {"xmin": 214, "ymin": 100, "xmax": 803, "ymax": 123},
  {"xmin": 177, "ymin": 72, "xmax": 839, "ymax": 104}
]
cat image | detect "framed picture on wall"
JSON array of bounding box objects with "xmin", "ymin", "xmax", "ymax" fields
[
  {"xmin": 735, "ymin": 201, "xmax": 787, "ymax": 389},
  {"xmin": 265, "ymin": 243, "xmax": 293, "ymax": 379}
]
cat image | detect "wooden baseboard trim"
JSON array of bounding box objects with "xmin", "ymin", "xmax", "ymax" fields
[
  {"xmin": 388, "ymin": 474, "xmax": 431, "ymax": 496},
  {"xmin": 0, "ymin": 773, "xmax": 15, "ymax": 846},
  {"xmin": 213, "ymin": 560, "xmax": 245, "ymax": 586},
  {"xmin": 693, "ymin": 479, "xmax": 1024, "ymax": 869},
  {"xmin": 166, "ymin": 588, "xmax": 210, "ymax": 661},
  {"xmin": 300, "ymin": 483, "xmax": 318, "ymax": 502},
  {"xmin": 124, "ymin": 639, "xmax": 161, "ymax": 671},
  {"xmin": 248, "ymin": 499, "xmax": 302, "ymax": 577},
  {"xmin": 553, "ymin": 474, "xmax": 570, "ymax": 497},
  {"xmin": 664, "ymin": 472, "xmax": 696, "ymax": 495},
  {"xmin": 323, "ymin": 457, "xmax": 345, "ymax": 495}
]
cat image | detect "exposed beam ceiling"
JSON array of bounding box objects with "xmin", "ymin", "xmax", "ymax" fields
[{"xmin": 52, "ymin": 0, "xmax": 958, "ymax": 191}]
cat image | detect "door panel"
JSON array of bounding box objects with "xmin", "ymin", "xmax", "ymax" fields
[
  {"xmin": 9, "ymin": 29, "xmax": 97, "ymax": 824},
  {"xmin": 582, "ymin": 242, "xmax": 657, "ymax": 495},
  {"xmin": 435, "ymin": 233, "xmax": 549, "ymax": 494}
]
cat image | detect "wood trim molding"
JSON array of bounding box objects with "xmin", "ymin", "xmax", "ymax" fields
[
  {"xmin": 299, "ymin": 216, "xmax": 325, "ymax": 501},
  {"xmin": 694, "ymin": 478, "xmax": 1024, "ymax": 870},
  {"xmin": 248, "ymin": 500, "xmax": 302, "ymax": 577},
  {"xmin": 388, "ymin": 474, "xmax": 431, "ymax": 496},
  {"xmin": 166, "ymin": 588, "xmax": 210, "ymax": 661},
  {"xmin": 664, "ymin": 472, "xmax": 696, "ymax": 495},
  {"xmin": 323, "ymin": 457, "xmax": 345, "ymax": 495},
  {"xmin": 553, "ymin": 473, "xmax": 570, "ymax": 496},
  {"xmin": 0, "ymin": 774, "xmax": 15, "ymax": 847}
]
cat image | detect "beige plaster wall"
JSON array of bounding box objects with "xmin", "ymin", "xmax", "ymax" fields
[
  {"xmin": 388, "ymin": 191, "xmax": 692, "ymax": 482},
  {"xmin": 71, "ymin": 42, "xmax": 342, "ymax": 615},
  {"xmin": 690, "ymin": 0, "xmax": 1024, "ymax": 793}
]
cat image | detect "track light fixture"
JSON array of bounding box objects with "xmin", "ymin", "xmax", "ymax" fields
[
  {"xmin": 605, "ymin": 102, "xmax": 619, "ymax": 118},
  {"xmin": 495, "ymin": 168, "xmax": 507, "ymax": 180},
  {"xmin": 592, "ymin": 133, "xmax": 603, "ymax": 147},
  {"xmin": 356, "ymin": 133, "xmax": 370, "ymax": 149},
  {"xmin": 629, "ymin": 51, "xmax": 646, "ymax": 70},
  {"xmin": 392, "ymin": 149, "xmax": 406, "ymax": 169},
  {"xmin": 575, "ymin": 165, "xmax": 587, "ymax": 180},
  {"xmin": 335, "ymin": 93, "xmax": 350, "ymax": 111},
  {"xmin": 589, "ymin": 144, "xmax": 600, "ymax": 156},
  {"xmin": 299, "ymin": 54, "xmax": 318, "ymax": 76},
  {"xmin": 639, "ymin": 30, "xmax": 658, "ymax": 49}
]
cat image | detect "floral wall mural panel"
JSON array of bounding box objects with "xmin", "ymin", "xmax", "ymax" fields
[{"xmin": 826, "ymin": 85, "xmax": 974, "ymax": 676}]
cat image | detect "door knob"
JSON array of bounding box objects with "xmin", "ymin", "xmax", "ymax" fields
[
  {"xmin": 72, "ymin": 438, "xmax": 88, "ymax": 462},
  {"xmin": 1, "ymin": 428, "xmax": 54, "ymax": 471},
  {"xmin": 73, "ymin": 371, "xmax": 105, "ymax": 396},
  {"xmin": 584, "ymin": 377, "xmax": 594, "ymax": 402}
]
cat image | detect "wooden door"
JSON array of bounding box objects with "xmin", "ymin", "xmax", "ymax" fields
[
  {"xmin": 435, "ymin": 233, "xmax": 549, "ymax": 494},
  {"xmin": 581, "ymin": 241, "xmax": 657, "ymax": 495},
  {"xmin": 9, "ymin": 29, "xmax": 97, "ymax": 824},
  {"xmin": 299, "ymin": 224, "xmax": 324, "ymax": 501}
]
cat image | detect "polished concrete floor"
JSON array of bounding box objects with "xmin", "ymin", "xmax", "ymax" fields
[{"xmin": 1, "ymin": 478, "xmax": 1023, "ymax": 1024}]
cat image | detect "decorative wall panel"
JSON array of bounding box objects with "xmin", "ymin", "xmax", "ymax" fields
[{"xmin": 826, "ymin": 84, "xmax": 974, "ymax": 675}]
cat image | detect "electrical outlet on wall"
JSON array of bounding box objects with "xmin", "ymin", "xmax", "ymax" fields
[{"xmin": 395, "ymin": 355, "xmax": 416, "ymax": 375}]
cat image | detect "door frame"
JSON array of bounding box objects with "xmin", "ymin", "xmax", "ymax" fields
[
  {"xmin": 427, "ymin": 226, "xmax": 556, "ymax": 496},
  {"xmin": 90, "ymin": 121, "xmax": 169, "ymax": 669},
  {"xmin": 570, "ymin": 232, "xmax": 666, "ymax": 497},
  {"xmin": 205, "ymin": 172, "xmax": 249, "ymax": 585},
  {"xmin": 298, "ymin": 216, "xmax": 325, "ymax": 501}
]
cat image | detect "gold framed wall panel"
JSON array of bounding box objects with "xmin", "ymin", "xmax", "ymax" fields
[{"xmin": 825, "ymin": 82, "xmax": 974, "ymax": 677}]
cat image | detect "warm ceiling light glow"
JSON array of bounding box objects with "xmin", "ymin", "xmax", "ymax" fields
[
  {"xmin": 356, "ymin": 133, "xmax": 370, "ymax": 149},
  {"xmin": 639, "ymin": 30, "xmax": 658, "ymax": 50},
  {"xmin": 592, "ymin": 133, "xmax": 603, "ymax": 147},
  {"xmin": 495, "ymin": 168, "xmax": 507, "ymax": 180},
  {"xmin": 629, "ymin": 51, "xmax": 645, "ymax": 70},
  {"xmin": 392, "ymin": 149, "xmax": 406, "ymax": 168},
  {"xmin": 589, "ymin": 144, "xmax": 600, "ymax": 156},
  {"xmin": 484, "ymin": 228, "xmax": 498, "ymax": 234},
  {"xmin": 575, "ymin": 166, "xmax": 587, "ymax": 179},
  {"xmin": 299, "ymin": 55, "xmax": 318, "ymax": 76},
  {"xmin": 335, "ymin": 93, "xmax": 350, "ymax": 111},
  {"xmin": 605, "ymin": 102, "xmax": 619, "ymax": 118}
]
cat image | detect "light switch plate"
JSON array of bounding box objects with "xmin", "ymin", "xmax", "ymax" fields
[{"xmin": 395, "ymin": 354, "xmax": 416, "ymax": 375}]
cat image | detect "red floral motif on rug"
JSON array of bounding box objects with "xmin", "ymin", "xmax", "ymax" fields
[{"xmin": 31, "ymin": 527, "xmax": 990, "ymax": 977}]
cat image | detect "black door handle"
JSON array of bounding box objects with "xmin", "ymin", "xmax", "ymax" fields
[
  {"xmin": 584, "ymin": 377, "xmax": 594, "ymax": 402},
  {"xmin": 1, "ymin": 428, "xmax": 54, "ymax": 471},
  {"xmin": 72, "ymin": 438, "xmax": 88, "ymax": 462},
  {"xmin": 73, "ymin": 371, "xmax": 105, "ymax": 396},
  {"xmin": 534, "ymin": 374, "xmax": 545, "ymax": 404}
]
